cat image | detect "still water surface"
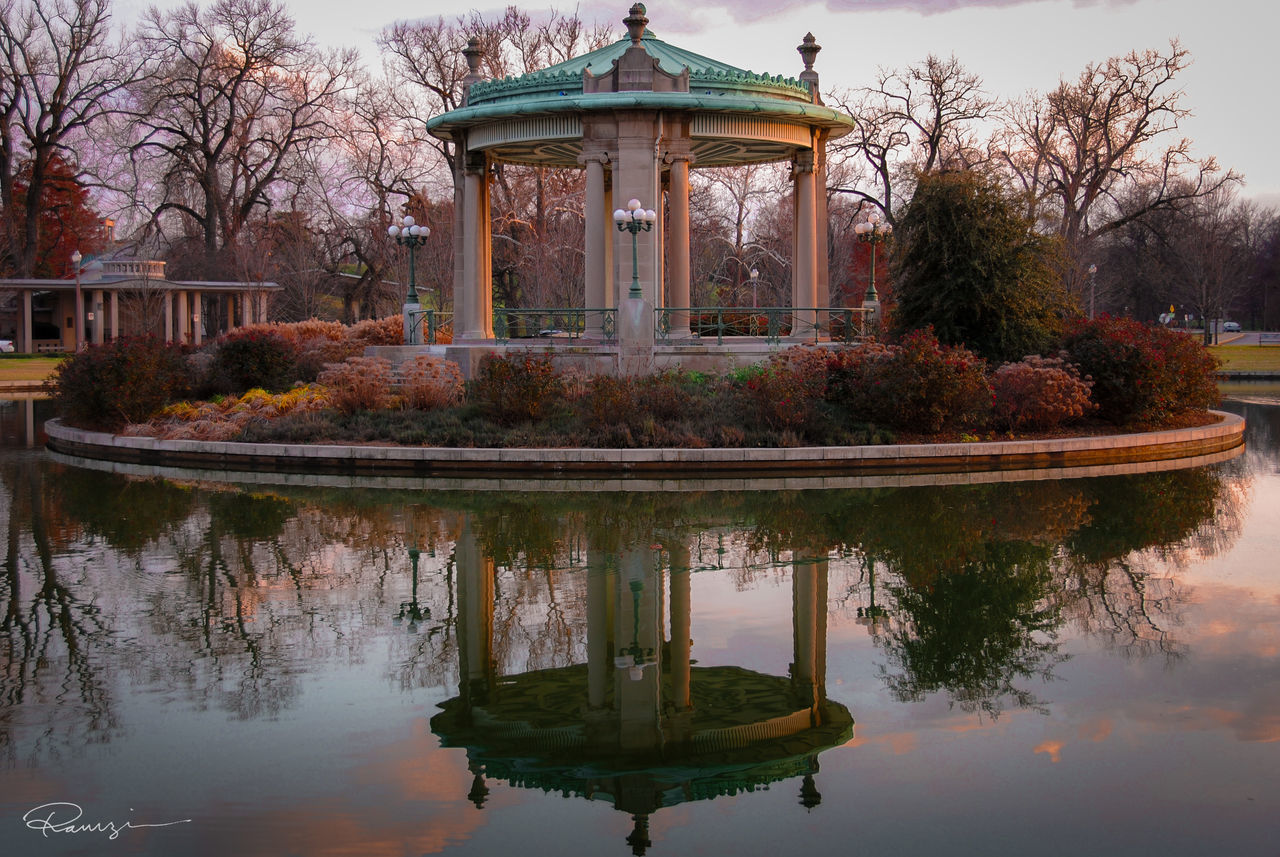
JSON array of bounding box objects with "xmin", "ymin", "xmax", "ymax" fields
[{"xmin": 1, "ymin": 393, "xmax": 1278, "ymax": 856}]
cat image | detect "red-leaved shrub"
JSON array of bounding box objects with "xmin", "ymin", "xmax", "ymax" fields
[
  {"xmin": 51, "ymin": 336, "xmax": 191, "ymax": 431},
  {"xmin": 1060, "ymin": 316, "xmax": 1219, "ymax": 425},
  {"xmin": 827, "ymin": 330, "xmax": 991, "ymax": 433},
  {"xmin": 470, "ymin": 353, "xmax": 563, "ymax": 423},
  {"xmin": 991, "ymin": 355, "xmax": 1094, "ymax": 431}
]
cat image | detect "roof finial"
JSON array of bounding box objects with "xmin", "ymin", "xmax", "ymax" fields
[
  {"xmin": 624, "ymin": 3, "xmax": 648, "ymax": 46},
  {"xmin": 463, "ymin": 36, "xmax": 483, "ymax": 77},
  {"xmin": 797, "ymin": 33, "xmax": 820, "ymax": 71}
]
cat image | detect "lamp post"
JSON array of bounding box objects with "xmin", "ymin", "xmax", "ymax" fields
[
  {"xmin": 613, "ymin": 198, "xmax": 656, "ymax": 300},
  {"xmin": 70, "ymin": 249, "xmax": 84, "ymax": 352},
  {"xmin": 1088, "ymin": 263, "xmax": 1098, "ymax": 319},
  {"xmin": 387, "ymin": 214, "xmax": 430, "ymax": 344},
  {"xmin": 854, "ymin": 211, "xmax": 892, "ymax": 304},
  {"xmin": 750, "ymin": 267, "xmax": 759, "ymax": 308}
]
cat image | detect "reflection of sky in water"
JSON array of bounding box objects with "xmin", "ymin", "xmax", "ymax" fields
[{"xmin": 0, "ymin": 396, "xmax": 1277, "ymax": 856}]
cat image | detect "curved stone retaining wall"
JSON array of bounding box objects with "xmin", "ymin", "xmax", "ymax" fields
[{"xmin": 44, "ymin": 412, "xmax": 1245, "ymax": 478}]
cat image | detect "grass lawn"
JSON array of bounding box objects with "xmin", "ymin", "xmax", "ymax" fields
[
  {"xmin": 1209, "ymin": 345, "xmax": 1280, "ymax": 372},
  {"xmin": 0, "ymin": 356, "xmax": 64, "ymax": 382}
]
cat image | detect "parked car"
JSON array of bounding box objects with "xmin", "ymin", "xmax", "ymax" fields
[
  {"xmin": 0, "ymin": 339, "xmax": 15, "ymax": 353},
  {"xmin": 1223, "ymin": 321, "xmax": 1241, "ymax": 332}
]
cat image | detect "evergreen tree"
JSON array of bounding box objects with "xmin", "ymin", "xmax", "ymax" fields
[{"xmin": 889, "ymin": 169, "xmax": 1073, "ymax": 363}]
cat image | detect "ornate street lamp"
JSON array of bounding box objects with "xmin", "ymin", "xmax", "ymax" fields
[
  {"xmin": 854, "ymin": 211, "xmax": 892, "ymax": 304},
  {"xmin": 613, "ymin": 198, "xmax": 656, "ymax": 300},
  {"xmin": 387, "ymin": 214, "xmax": 430, "ymax": 344},
  {"xmin": 750, "ymin": 267, "xmax": 759, "ymax": 308},
  {"xmin": 1088, "ymin": 263, "xmax": 1098, "ymax": 319},
  {"xmin": 70, "ymin": 249, "xmax": 84, "ymax": 352},
  {"xmin": 614, "ymin": 577, "xmax": 657, "ymax": 681}
]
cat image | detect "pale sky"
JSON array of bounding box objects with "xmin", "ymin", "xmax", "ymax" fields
[{"xmin": 119, "ymin": 0, "xmax": 1280, "ymax": 206}]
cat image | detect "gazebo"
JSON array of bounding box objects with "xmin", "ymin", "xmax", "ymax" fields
[{"xmin": 419, "ymin": 4, "xmax": 860, "ymax": 375}]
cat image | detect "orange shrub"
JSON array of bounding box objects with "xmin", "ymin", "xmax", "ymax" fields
[
  {"xmin": 317, "ymin": 357, "xmax": 397, "ymax": 414},
  {"xmin": 400, "ymin": 355, "xmax": 464, "ymax": 411}
]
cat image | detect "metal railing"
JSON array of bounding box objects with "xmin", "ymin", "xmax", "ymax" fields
[
  {"xmin": 492, "ymin": 308, "xmax": 617, "ymax": 344},
  {"xmin": 655, "ymin": 307, "xmax": 873, "ymax": 345},
  {"xmin": 405, "ymin": 309, "xmax": 453, "ymax": 345}
]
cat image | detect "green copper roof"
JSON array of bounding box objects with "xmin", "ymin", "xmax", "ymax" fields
[{"xmin": 464, "ymin": 31, "xmax": 811, "ymax": 108}]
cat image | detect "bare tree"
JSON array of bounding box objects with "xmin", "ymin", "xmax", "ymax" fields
[
  {"xmin": 0, "ymin": 0, "xmax": 140, "ymax": 276},
  {"xmin": 125, "ymin": 0, "xmax": 358, "ymax": 279},
  {"xmin": 999, "ymin": 41, "xmax": 1237, "ymax": 294},
  {"xmin": 828, "ymin": 54, "xmax": 993, "ymax": 223}
]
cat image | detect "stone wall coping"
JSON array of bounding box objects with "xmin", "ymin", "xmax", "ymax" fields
[{"xmin": 44, "ymin": 412, "xmax": 1245, "ymax": 480}]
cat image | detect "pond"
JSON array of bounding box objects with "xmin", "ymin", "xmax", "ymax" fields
[{"xmin": 1, "ymin": 392, "xmax": 1278, "ymax": 856}]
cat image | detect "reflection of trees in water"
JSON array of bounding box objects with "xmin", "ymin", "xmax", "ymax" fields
[
  {"xmin": 0, "ymin": 449, "xmax": 1252, "ymax": 752},
  {"xmin": 0, "ymin": 460, "xmax": 123, "ymax": 765},
  {"xmin": 878, "ymin": 543, "xmax": 1066, "ymax": 718}
]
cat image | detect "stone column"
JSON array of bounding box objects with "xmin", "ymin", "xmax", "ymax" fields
[
  {"xmin": 257, "ymin": 292, "xmax": 268, "ymax": 324},
  {"xmin": 163, "ymin": 292, "xmax": 173, "ymax": 342},
  {"xmin": 109, "ymin": 291, "xmax": 119, "ymax": 342},
  {"xmin": 89, "ymin": 289, "xmax": 103, "ymax": 344},
  {"xmin": 191, "ymin": 290, "xmax": 203, "ymax": 345},
  {"xmin": 582, "ymin": 152, "xmax": 609, "ymax": 339},
  {"xmin": 459, "ymin": 152, "xmax": 493, "ymax": 340},
  {"xmin": 792, "ymin": 149, "xmax": 818, "ymax": 335},
  {"xmin": 815, "ymin": 131, "xmax": 831, "ymax": 308},
  {"xmin": 666, "ymin": 154, "xmax": 692, "ymax": 337},
  {"xmin": 177, "ymin": 290, "xmax": 190, "ymax": 343},
  {"xmin": 20, "ymin": 289, "xmax": 32, "ymax": 353},
  {"xmin": 225, "ymin": 294, "xmax": 235, "ymax": 331}
]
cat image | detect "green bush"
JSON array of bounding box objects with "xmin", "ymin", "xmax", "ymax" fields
[
  {"xmin": 1060, "ymin": 316, "xmax": 1219, "ymax": 425},
  {"xmin": 469, "ymin": 353, "xmax": 563, "ymax": 424},
  {"xmin": 51, "ymin": 336, "xmax": 191, "ymax": 431},
  {"xmin": 204, "ymin": 329, "xmax": 300, "ymax": 394}
]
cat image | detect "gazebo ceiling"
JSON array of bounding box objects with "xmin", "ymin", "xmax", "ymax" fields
[{"xmin": 427, "ymin": 17, "xmax": 854, "ymax": 169}]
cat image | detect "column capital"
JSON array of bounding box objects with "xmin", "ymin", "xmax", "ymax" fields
[
  {"xmin": 792, "ymin": 150, "xmax": 816, "ymax": 175},
  {"xmin": 464, "ymin": 150, "xmax": 487, "ymax": 175},
  {"xmin": 577, "ymin": 150, "xmax": 611, "ymax": 167}
]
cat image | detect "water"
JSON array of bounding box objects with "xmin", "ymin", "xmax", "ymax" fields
[{"xmin": 1, "ymin": 392, "xmax": 1278, "ymax": 856}]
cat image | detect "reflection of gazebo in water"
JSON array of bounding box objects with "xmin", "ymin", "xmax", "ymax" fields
[
  {"xmin": 432, "ymin": 531, "xmax": 852, "ymax": 855},
  {"xmin": 416, "ymin": 4, "xmax": 861, "ymax": 376}
]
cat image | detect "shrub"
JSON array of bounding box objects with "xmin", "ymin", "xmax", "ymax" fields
[
  {"xmin": 470, "ymin": 353, "xmax": 563, "ymax": 424},
  {"xmin": 317, "ymin": 357, "xmax": 397, "ymax": 414},
  {"xmin": 205, "ymin": 329, "xmax": 300, "ymax": 394},
  {"xmin": 349, "ymin": 315, "xmax": 407, "ymax": 346},
  {"xmin": 51, "ymin": 336, "xmax": 191, "ymax": 431},
  {"xmin": 826, "ymin": 330, "xmax": 991, "ymax": 433},
  {"xmin": 1060, "ymin": 316, "xmax": 1219, "ymax": 425},
  {"xmin": 400, "ymin": 355, "xmax": 464, "ymax": 411},
  {"xmin": 991, "ymin": 356, "xmax": 1094, "ymax": 431}
]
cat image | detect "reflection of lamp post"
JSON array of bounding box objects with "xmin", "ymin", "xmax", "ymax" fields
[
  {"xmin": 856, "ymin": 559, "xmax": 889, "ymax": 636},
  {"xmin": 395, "ymin": 545, "xmax": 428, "ymax": 632},
  {"xmin": 387, "ymin": 214, "xmax": 430, "ymax": 344},
  {"xmin": 613, "ymin": 198, "xmax": 656, "ymax": 300},
  {"xmin": 70, "ymin": 249, "xmax": 84, "ymax": 352},
  {"xmin": 614, "ymin": 578, "xmax": 656, "ymax": 681},
  {"xmin": 854, "ymin": 211, "xmax": 892, "ymax": 304}
]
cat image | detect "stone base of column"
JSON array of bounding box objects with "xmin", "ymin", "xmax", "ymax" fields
[
  {"xmin": 402, "ymin": 301, "xmax": 422, "ymax": 345},
  {"xmin": 617, "ymin": 298, "xmax": 655, "ymax": 376}
]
